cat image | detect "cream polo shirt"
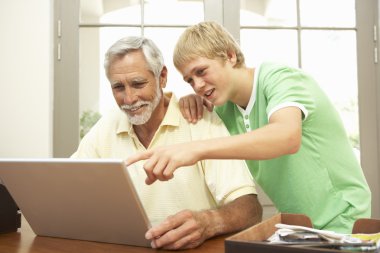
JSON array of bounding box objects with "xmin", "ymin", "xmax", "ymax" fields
[{"xmin": 71, "ymin": 93, "xmax": 256, "ymax": 226}]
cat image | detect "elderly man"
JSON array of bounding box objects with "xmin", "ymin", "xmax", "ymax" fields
[{"xmin": 71, "ymin": 36, "xmax": 262, "ymax": 250}]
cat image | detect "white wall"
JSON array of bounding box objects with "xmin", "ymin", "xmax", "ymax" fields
[{"xmin": 0, "ymin": 0, "xmax": 53, "ymax": 158}]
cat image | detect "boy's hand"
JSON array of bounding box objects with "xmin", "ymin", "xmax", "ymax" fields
[{"xmin": 179, "ymin": 94, "xmax": 213, "ymax": 123}]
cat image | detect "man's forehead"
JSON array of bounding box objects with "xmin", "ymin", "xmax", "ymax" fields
[{"xmin": 109, "ymin": 54, "xmax": 151, "ymax": 74}]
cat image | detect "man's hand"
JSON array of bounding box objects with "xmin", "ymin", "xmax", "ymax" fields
[
  {"xmin": 179, "ymin": 94, "xmax": 214, "ymax": 123},
  {"xmin": 125, "ymin": 142, "xmax": 202, "ymax": 185},
  {"xmin": 145, "ymin": 195, "xmax": 262, "ymax": 250},
  {"xmin": 145, "ymin": 210, "xmax": 210, "ymax": 250}
]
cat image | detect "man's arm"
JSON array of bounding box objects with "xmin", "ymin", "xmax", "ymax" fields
[{"xmin": 145, "ymin": 194, "xmax": 262, "ymax": 250}]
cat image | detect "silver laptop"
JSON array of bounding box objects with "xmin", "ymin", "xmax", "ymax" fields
[{"xmin": 0, "ymin": 158, "xmax": 151, "ymax": 247}]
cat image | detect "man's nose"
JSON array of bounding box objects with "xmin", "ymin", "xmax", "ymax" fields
[{"xmin": 123, "ymin": 88, "xmax": 138, "ymax": 105}]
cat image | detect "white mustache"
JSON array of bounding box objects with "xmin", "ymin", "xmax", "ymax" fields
[{"xmin": 120, "ymin": 101, "xmax": 149, "ymax": 111}]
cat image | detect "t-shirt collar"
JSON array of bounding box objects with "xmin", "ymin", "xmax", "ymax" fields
[{"xmin": 237, "ymin": 63, "xmax": 261, "ymax": 115}]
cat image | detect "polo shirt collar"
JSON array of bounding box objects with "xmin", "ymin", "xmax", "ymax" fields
[{"xmin": 160, "ymin": 92, "xmax": 181, "ymax": 127}]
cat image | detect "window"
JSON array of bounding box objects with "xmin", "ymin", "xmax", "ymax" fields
[
  {"xmin": 56, "ymin": 0, "xmax": 379, "ymax": 218},
  {"xmin": 79, "ymin": 0, "xmax": 203, "ymax": 116},
  {"xmin": 239, "ymin": 0, "xmax": 359, "ymax": 151}
]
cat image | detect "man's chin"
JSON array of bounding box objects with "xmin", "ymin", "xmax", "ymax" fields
[{"xmin": 127, "ymin": 114, "xmax": 151, "ymax": 125}]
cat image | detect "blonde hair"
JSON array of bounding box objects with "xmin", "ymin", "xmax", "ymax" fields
[{"xmin": 173, "ymin": 21, "xmax": 245, "ymax": 69}]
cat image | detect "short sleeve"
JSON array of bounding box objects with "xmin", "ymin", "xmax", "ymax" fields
[{"xmin": 259, "ymin": 63, "xmax": 316, "ymax": 121}]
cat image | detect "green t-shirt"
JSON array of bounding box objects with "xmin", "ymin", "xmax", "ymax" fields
[{"xmin": 215, "ymin": 62, "xmax": 371, "ymax": 233}]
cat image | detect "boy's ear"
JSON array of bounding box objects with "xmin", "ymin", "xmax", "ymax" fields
[{"xmin": 227, "ymin": 50, "xmax": 237, "ymax": 66}]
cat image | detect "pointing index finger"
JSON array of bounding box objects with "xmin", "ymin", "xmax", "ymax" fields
[{"xmin": 125, "ymin": 150, "xmax": 153, "ymax": 167}]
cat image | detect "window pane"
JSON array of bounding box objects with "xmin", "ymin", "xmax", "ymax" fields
[
  {"xmin": 301, "ymin": 30, "xmax": 359, "ymax": 149},
  {"xmin": 144, "ymin": 0, "xmax": 203, "ymax": 25},
  {"xmin": 240, "ymin": 0, "xmax": 297, "ymax": 27},
  {"xmin": 144, "ymin": 28, "xmax": 194, "ymax": 98},
  {"xmin": 81, "ymin": 0, "xmax": 141, "ymax": 25},
  {"xmin": 300, "ymin": 0, "xmax": 355, "ymax": 27},
  {"xmin": 240, "ymin": 29, "xmax": 298, "ymax": 67}
]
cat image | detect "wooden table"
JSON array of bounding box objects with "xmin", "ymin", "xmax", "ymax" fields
[{"xmin": 0, "ymin": 217, "xmax": 226, "ymax": 253}]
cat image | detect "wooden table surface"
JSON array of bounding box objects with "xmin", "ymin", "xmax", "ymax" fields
[{"xmin": 0, "ymin": 217, "xmax": 226, "ymax": 253}]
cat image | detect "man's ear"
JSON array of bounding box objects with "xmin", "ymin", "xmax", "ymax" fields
[{"xmin": 159, "ymin": 66, "xmax": 168, "ymax": 88}]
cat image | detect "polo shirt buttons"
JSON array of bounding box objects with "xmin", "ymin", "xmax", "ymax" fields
[{"xmin": 243, "ymin": 114, "xmax": 250, "ymax": 130}]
